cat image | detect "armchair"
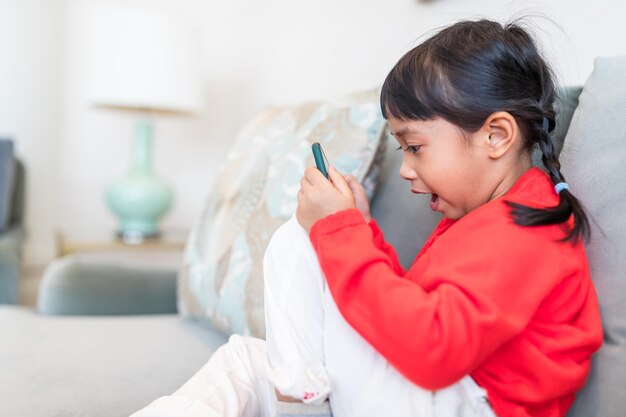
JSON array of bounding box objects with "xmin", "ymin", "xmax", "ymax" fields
[{"xmin": 0, "ymin": 138, "xmax": 25, "ymax": 304}]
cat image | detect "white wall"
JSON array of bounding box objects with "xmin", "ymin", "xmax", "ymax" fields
[
  {"xmin": 0, "ymin": 0, "xmax": 65, "ymax": 265},
  {"xmin": 3, "ymin": 0, "xmax": 626, "ymax": 266}
]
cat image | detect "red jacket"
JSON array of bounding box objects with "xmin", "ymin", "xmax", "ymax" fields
[{"xmin": 309, "ymin": 167, "xmax": 603, "ymax": 417}]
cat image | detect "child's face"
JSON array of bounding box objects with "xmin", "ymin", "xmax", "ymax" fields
[{"xmin": 388, "ymin": 116, "xmax": 497, "ymax": 220}]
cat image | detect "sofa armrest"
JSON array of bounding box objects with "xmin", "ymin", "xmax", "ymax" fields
[
  {"xmin": 0, "ymin": 224, "xmax": 23, "ymax": 304},
  {"xmin": 36, "ymin": 254, "xmax": 179, "ymax": 315}
]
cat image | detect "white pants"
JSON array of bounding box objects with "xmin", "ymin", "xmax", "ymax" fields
[{"xmin": 131, "ymin": 215, "xmax": 496, "ymax": 417}]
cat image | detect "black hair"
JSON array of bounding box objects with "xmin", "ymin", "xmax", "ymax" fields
[{"xmin": 380, "ymin": 18, "xmax": 590, "ymax": 244}]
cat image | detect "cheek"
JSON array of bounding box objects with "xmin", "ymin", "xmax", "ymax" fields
[
  {"xmin": 418, "ymin": 153, "xmax": 456, "ymax": 184},
  {"xmin": 419, "ymin": 149, "xmax": 471, "ymax": 194}
]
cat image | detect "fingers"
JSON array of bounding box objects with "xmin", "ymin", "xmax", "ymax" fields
[
  {"xmin": 299, "ymin": 167, "xmax": 328, "ymax": 200},
  {"xmin": 327, "ymin": 165, "xmax": 352, "ymax": 196},
  {"xmin": 343, "ymin": 174, "xmax": 359, "ymax": 192},
  {"xmin": 297, "ymin": 164, "xmax": 357, "ymax": 230},
  {"xmin": 300, "ymin": 165, "xmax": 353, "ymax": 199},
  {"xmin": 304, "ymin": 166, "xmax": 328, "ymax": 185}
]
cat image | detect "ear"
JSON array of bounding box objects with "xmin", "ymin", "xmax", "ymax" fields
[{"xmin": 481, "ymin": 111, "xmax": 520, "ymax": 160}]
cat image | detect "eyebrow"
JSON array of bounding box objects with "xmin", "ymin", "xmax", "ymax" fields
[{"xmin": 390, "ymin": 127, "xmax": 425, "ymax": 137}]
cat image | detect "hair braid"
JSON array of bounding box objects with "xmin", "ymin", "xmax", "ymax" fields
[
  {"xmin": 538, "ymin": 121, "xmax": 562, "ymax": 180},
  {"xmin": 506, "ymin": 108, "xmax": 590, "ymax": 243}
]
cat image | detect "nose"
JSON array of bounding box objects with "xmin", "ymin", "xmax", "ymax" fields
[{"xmin": 399, "ymin": 154, "xmax": 418, "ymax": 181}]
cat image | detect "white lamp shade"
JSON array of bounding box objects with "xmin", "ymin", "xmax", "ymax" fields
[{"xmin": 87, "ymin": 7, "xmax": 203, "ymax": 114}]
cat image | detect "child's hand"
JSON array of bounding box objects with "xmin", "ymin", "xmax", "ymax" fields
[
  {"xmin": 296, "ymin": 165, "xmax": 356, "ymax": 232},
  {"xmin": 343, "ymin": 174, "xmax": 371, "ymax": 223}
]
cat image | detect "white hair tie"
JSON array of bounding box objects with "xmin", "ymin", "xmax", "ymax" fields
[{"xmin": 554, "ymin": 182, "xmax": 569, "ymax": 194}]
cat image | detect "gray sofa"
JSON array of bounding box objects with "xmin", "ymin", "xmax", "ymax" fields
[
  {"xmin": 1, "ymin": 56, "xmax": 625, "ymax": 417},
  {"xmin": 0, "ymin": 138, "xmax": 25, "ymax": 305}
]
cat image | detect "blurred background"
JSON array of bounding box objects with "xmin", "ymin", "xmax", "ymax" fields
[{"xmin": 1, "ymin": 0, "xmax": 625, "ymax": 270}]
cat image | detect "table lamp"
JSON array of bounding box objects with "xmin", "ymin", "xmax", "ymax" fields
[{"xmin": 87, "ymin": 7, "xmax": 202, "ymax": 242}]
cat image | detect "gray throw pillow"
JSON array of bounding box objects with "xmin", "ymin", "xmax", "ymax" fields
[
  {"xmin": 0, "ymin": 139, "xmax": 15, "ymax": 232},
  {"xmin": 560, "ymin": 56, "xmax": 626, "ymax": 417}
]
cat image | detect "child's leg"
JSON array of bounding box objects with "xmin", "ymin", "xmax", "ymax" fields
[
  {"xmin": 130, "ymin": 214, "xmax": 332, "ymax": 417},
  {"xmin": 129, "ymin": 334, "xmax": 278, "ymax": 417},
  {"xmin": 266, "ymin": 215, "xmax": 496, "ymax": 417},
  {"xmin": 323, "ymin": 290, "xmax": 496, "ymax": 417},
  {"xmin": 262, "ymin": 214, "xmax": 332, "ymax": 406}
]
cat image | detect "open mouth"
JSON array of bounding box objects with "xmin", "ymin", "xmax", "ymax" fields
[{"xmin": 429, "ymin": 193, "xmax": 440, "ymax": 211}]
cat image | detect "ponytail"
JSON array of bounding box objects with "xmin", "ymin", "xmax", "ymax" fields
[{"xmin": 504, "ymin": 114, "xmax": 591, "ymax": 244}]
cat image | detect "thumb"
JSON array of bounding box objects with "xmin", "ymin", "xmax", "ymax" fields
[
  {"xmin": 344, "ymin": 174, "xmax": 361, "ymax": 195},
  {"xmin": 328, "ymin": 165, "xmax": 353, "ymax": 196}
]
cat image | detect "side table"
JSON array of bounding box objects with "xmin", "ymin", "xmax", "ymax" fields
[
  {"xmin": 54, "ymin": 229, "xmax": 189, "ymax": 269},
  {"xmin": 55, "ymin": 229, "xmax": 188, "ymax": 257}
]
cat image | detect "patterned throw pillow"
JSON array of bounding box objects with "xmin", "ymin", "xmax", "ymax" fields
[{"xmin": 177, "ymin": 88, "xmax": 388, "ymax": 338}]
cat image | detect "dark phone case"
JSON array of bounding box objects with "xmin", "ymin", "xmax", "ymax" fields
[{"xmin": 312, "ymin": 142, "xmax": 329, "ymax": 178}]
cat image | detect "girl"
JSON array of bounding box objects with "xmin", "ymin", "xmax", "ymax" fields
[{"xmin": 132, "ymin": 18, "xmax": 602, "ymax": 417}]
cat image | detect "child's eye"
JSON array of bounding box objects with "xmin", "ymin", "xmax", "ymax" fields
[{"xmin": 395, "ymin": 145, "xmax": 421, "ymax": 154}]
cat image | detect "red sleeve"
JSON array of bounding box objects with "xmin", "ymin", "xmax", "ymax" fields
[
  {"xmin": 367, "ymin": 218, "xmax": 406, "ymax": 276},
  {"xmin": 309, "ymin": 208, "xmax": 569, "ymax": 390}
]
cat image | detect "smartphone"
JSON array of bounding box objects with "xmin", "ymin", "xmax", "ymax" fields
[{"xmin": 311, "ymin": 142, "xmax": 330, "ymax": 179}]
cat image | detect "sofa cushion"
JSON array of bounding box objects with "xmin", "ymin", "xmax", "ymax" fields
[
  {"xmin": 0, "ymin": 139, "xmax": 15, "ymax": 233},
  {"xmin": 178, "ymin": 88, "xmax": 388, "ymax": 338},
  {"xmin": 0, "ymin": 306, "xmax": 228, "ymax": 417},
  {"xmin": 559, "ymin": 56, "xmax": 626, "ymax": 417}
]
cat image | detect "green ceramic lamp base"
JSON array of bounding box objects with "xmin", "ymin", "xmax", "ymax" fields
[{"xmin": 106, "ymin": 114, "xmax": 172, "ymax": 239}]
